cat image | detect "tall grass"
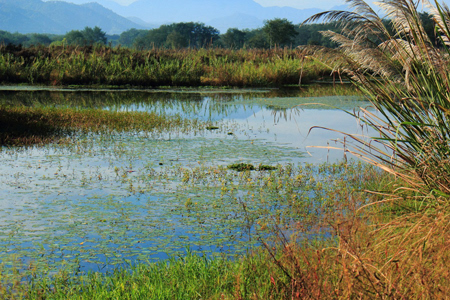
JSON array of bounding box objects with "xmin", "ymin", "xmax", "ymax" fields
[
  {"xmin": 0, "ymin": 46, "xmax": 329, "ymax": 87},
  {"xmin": 304, "ymin": 0, "xmax": 450, "ymax": 196},
  {"xmin": 266, "ymin": 0, "xmax": 450, "ymax": 298}
]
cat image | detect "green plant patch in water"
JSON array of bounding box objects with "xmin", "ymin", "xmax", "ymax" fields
[
  {"xmin": 258, "ymin": 164, "xmax": 277, "ymax": 171},
  {"xmin": 206, "ymin": 126, "xmax": 219, "ymax": 130},
  {"xmin": 228, "ymin": 163, "xmax": 255, "ymax": 171}
]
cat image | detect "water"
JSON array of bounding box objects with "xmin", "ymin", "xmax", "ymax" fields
[{"xmin": 0, "ymin": 87, "xmax": 376, "ymax": 274}]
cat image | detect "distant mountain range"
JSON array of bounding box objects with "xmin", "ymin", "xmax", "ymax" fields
[
  {"xmin": 0, "ymin": 0, "xmax": 145, "ymax": 34},
  {"xmin": 63, "ymin": 0, "xmax": 326, "ymax": 32},
  {"xmin": 0, "ymin": 0, "xmax": 345, "ymax": 35}
]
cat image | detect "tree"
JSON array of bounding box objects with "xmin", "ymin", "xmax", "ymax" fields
[
  {"xmin": 0, "ymin": 30, "xmax": 13, "ymax": 45},
  {"xmin": 263, "ymin": 18, "xmax": 297, "ymax": 48},
  {"xmin": 221, "ymin": 28, "xmax": 246, "ymax": 49},
  {"xmin": 27, "ymin": 34, "xmax": 52, "ymax": 46},
  {"xmin": 118, "ymin": 28, "xmax": 147, "ymax": 47},
  {"xmin": 245, "ymin": 29, "xmax": 269, "ymax": 49},
  {"xmin": 64, "ymin": 27, "xmax": 107, "ymax": 46},
  {"xmin": 65, "ymin": 30, "xmax": 85, "ymax": 45},
  {"xmin": 166, "ymin": 31, "xmax": 188, "ymax": 49},
  {"xmin": 134, "ymin": 22, "xmax": 220, "ymax": 49},
  {"xmin": 82, "ymin": 26, "xmax": 107, "ymax": 45},
  {"xmin": 171, "ymin": 22, "xmax": 219, "ymax": 47},
  {"xmin": 135, "ymin": 25, "xmax": 173, "ymax": 49}
]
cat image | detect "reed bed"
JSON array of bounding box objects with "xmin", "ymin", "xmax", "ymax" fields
[
  {"xmin": 0, "ymin": 105, "xmax": 198, "ymax": 146},
  {"xmin": 0, "ymin": 46, "xmax": 329, "ymax": 87},
  {"xmin": 263, "ymin": 0, "xmax": 450, "ymax": 298}
]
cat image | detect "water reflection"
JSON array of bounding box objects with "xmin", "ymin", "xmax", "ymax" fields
[{"xmin": 0, "ymin": 87, "xmax": 376, "ymax": 274}]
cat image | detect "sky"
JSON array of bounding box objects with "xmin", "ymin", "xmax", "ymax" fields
[
  {"xmin": 112, "ymin": 0, "xmax": 347, "ymax": 9},
  {"xmin": 111, "ymin": 0, "xmax": 449, "ymax": 10},
  {"xmin": 254, "ymin": 0, "xmax": 346, "ymax": 9}
]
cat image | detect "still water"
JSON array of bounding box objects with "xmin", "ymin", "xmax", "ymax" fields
[{"xmin": 0, "ymin": 87, "xmax": 376, "ymax": 274}]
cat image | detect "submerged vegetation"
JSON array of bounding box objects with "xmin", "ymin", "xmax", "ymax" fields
[{"xmin": 0, "ymin": 160, "xmax": 385, "ymax": 299}]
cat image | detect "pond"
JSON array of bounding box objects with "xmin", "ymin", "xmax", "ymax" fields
[{"xmin": 0, "ymin": 87, "xmax": 376, "ymax": 275}]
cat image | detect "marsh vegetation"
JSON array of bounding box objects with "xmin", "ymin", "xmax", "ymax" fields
[
  {"xmin": 0, "ymin": 46, "xmax": 332, "ymax": 88},
  {"xmin": 2, "ymin": 0, "xmax": 450, "ymax": 298},
  {"xmin": 0, "ymin": 85, "xmax": 376, "ymax": 298}
]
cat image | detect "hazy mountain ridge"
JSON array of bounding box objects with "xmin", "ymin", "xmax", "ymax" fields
[
  {"xmin": 106, "ymin": 0, "xmax": 323, "ymax": 31},
  {"xmin": 0, "ymin": 0, "xmax": 144, "ymax": 34},
  {"xmin": 0, "ymin": 0, "xmax": 343, "ymax": 35}
]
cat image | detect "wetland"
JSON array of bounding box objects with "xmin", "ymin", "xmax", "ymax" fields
[{"xmin": 0, "ymin": 85, "xmax": 379, "ymax": 296}]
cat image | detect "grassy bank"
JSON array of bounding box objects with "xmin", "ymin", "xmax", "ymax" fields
[
  {"xmin": 0, "ymin": 46, "xmax": 329, "ymax": 88},
  {"xmin": 0, "ymin": 105, "xmax": 200, "ymax": 146}
]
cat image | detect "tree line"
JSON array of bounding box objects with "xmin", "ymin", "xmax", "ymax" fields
[
  {"xmin": 0, "ymin": 19, "xmax": 338, "ymax": 49},
  {"xmin": 0, "ymin": 13, "xmax": 436, "ymax": 49},
  {"xmin": 117, "ymin": 19, "xmax": 339, "ymax": 49}
]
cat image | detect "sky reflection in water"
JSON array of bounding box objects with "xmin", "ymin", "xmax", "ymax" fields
[{"xmin": 0, "ymin": 88, "xmax": 377, "ymax": 274}]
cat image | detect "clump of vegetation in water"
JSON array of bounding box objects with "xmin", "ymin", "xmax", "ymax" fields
[
  {"xmin": 227, "ymin": 163, "xmax": 277, "ymax": 171},
  {"xmin": 227, "ymin": 162, "xmax": 255, "ymax": 171},
  {"xmin": 258, "ymin": 164, "xmax": 277, "ymax": 171},
  {"xmin": 0, "ymin": 105, "xmax": 200, "ymax": 146}
]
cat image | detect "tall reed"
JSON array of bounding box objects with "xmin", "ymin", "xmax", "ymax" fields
[
  {"xmin": 271, "ymin": 0, "xmax": 450, "ymax": 298},
  {"xmin": 304, "ymin": 0, "xmax": 450, "ymax": 197},
  {"xmin": 0, "ymin": 46, "xmax": 329, "ymax": 87}
]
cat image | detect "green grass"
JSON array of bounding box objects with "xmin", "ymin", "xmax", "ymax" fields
[
  {"xmin": 0, "ymin": 46, "xmax": 330, "ymax": 88},
  {"xmin": 0, "ymin": 105, "xmax": 199, "ymax": 146},
  {"xmin": 6, "ymin": 250, "xmax": 292, "ymax": 300}
]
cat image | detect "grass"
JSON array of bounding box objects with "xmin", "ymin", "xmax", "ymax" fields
[
  {"xmin": 6, "ymin": 250, "xmax": 288, "ymax": 300},
  {"xmin": 0, "ymin": 46, "xmax": 330, "ymax": 88},
  {"xmin": 0, "ymin": 105, "xmax": 199, "ymax": 146},
  {"xmin": 279, "ymin": 0, "xmax": 450, "ymax": 297}
]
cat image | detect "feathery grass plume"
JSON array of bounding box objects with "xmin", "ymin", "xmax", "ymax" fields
[
  {"xmin": 303, "ymin": 0, "xmax": 450, "ymax": 196},
  {"xmin": 262, "ymin": 0, "xmax": 450, "ymax": 298}
]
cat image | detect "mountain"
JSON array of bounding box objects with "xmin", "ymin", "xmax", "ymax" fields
[
  {"xmin": 0, "ymin": 0, "xmax": 145, "ymax": 34},
  {"xmin": 1, "ymin": 0, "xmax": 327, "ymax": 35},
  {"xmin": 209, "ymin": 13, "xmax": 264, "ymax": 33},
  {"xmin": 116, "ymin": 0, "xmax": 322, "ymax": 30},
  {"xmin": 43, "ymin": 0, "xmax": 324, "ymax": 32}
]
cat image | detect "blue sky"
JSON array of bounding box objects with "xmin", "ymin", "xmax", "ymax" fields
[
  {"xmin": 113, "ymin": 0, "xmax": 345, "ymax": 8},
  {"xmin": 111, "ymin": 0, "xmax": 450, "ymax": 10},
  {"xmin": 254, "ymin": 0, "xmax": 450, "ymax": 10}
]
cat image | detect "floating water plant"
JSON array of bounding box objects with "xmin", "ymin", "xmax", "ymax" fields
[
  {"xmin": 227, "ymin": 163, "xmax": 255, "ymax": 171},
  {"xmin": 258, "ymin": 164, "xmax": 277, "ymax": 171}
]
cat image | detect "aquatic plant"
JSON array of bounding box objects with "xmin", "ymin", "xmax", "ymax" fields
[
  {"xmin": 227, "ymin": 163, "xmax": 256, "ymax": 171},
  {"xmin": 0, "ymin": 105, "xmax": 199, "ymax": 146}
]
